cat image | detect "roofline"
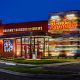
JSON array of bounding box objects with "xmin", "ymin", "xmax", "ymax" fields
[
  {"xmin": 3, "ymin": 20, "xmax": 48, "ymax": 25},
  {"xmin": 49, "ymin": 10, "xmax": 80, "ymax": 14}
]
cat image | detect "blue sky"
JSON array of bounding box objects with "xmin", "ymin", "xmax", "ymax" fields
[{"xmin": 0, "ymin": 0, "xmax": 80, "ymax": 24}]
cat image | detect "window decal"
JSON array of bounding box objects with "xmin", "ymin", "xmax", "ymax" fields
[{"xmin": 4, "ymin": 40, "xmax": 13, "ymax": 52}]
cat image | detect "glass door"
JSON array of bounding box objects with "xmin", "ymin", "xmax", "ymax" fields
[
  {"xmin": 22, "ymin": 37, "xmax": 31, "ymax": 58},
  {"xmin": 22, "ymin": 44, "xmax": 30, "ymax": 58}
]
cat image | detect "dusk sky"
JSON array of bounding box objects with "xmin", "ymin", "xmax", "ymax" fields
[{"xmin": 0, "ymin": 0, "xmax": 80, "ymax": 24}]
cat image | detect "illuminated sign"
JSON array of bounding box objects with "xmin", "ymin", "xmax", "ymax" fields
[
  {"xmin": 3, "ymin": 27, "xmax": 42, "ymax": 33},
  {"xmin": 49, "ymin": 19, "xmax": 77, "ymax": 31},
  {"xmin": 48, "ymin": 14, "xmax": 78, "ymax": 33},
  {"xmin": 4, "ymin": 40, "xmax": 13, "ymax": 52}
]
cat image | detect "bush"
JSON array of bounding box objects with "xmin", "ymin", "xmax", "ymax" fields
[
  {"xmin": 14, "ymin": 58, "xmax": 25, "ymax": 60},
  {"xmin": 58, "ymin": 53, "xmax": 67, "ymax": 59},
  {"xmin": 0, "ymin": 57, "xmax": 14, "ymax": 61},
  {"xmin": 41, "ymin": 56, "xmax": 51, "ymax": 59},
  {"xmin": 74, "ymin": 53, "xmax": 80, "ymax": 59},
  {"xmin": 0, "ymin": 57, "xmax": 7, "ymax": 60},
  {"xmin": 13, "ymin": 59, "xmax": 71, "ymax": 64}
]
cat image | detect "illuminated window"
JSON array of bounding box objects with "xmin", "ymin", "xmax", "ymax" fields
[
  {"xmin": 50, "ymin": 15, "xmax": 61, "ymax": 21},
  {"xmin": 66, "ymin": 14, "xmax": 77, "ymax": 20}
]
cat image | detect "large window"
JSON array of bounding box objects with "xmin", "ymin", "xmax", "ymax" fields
[
  {"xmin": 16, "ymin": 38, "xmax": 21, "ymax": 56},
  {"xmin": 16, "ymin": 36, "xmax": 49, "ymax": 58},
  {"xmin": 47, "ymin": 35, "xmax": 80, "ymax": 57}
]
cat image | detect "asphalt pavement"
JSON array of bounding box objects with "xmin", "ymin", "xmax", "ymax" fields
[
  {"xmin": 0, "ymin": 61, "xmax": 80, "ymax": 80},
  {"xmin": 43, "ymin": 62, "xmax": 80, "ymax": 72}
]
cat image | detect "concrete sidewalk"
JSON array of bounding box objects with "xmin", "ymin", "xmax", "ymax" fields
[
  {"xmin": 0, "ymin": 60, "xmax": 80, "ymax": 67},
  {"xmin": 0, "ymin": 60, "xmax": 37, "ymax": 66}
]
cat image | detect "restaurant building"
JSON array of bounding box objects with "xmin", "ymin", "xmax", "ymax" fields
[
  {"xmin": 48, "ymin": 10, "xmax": 80, "ymax": 57},
  {"xmin": 0, "ymin": 10, "xmax": 80, "ymax": 59}
]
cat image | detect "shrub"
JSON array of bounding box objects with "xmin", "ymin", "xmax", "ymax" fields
[
  {"xmin": 74, "ymin": 53, "xmax": 80, "ymax": 59},
  {"xmin": 14, "ymin": 58, "xmax": 25, "ymax": 60},
  {"xmin": 0, "ymin": 57, "xmax": 7, "ymax": 60},
  {"xmin": 58, "ymin": 53, "xmax": 67, "ymax": 58}
]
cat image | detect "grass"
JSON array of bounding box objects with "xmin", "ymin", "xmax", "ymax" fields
[
  {"xmin": 0, "ymin": 57, "xmax": 79, "ymax": 64},
  {"xmin": 2, "ymin": 66, "xmax": 78, "ymax": 75},
  {"xmin": 12, "ymin": 58, "xmax": 78, "ymax": 64},
  {"xmin": 0, "ymin": 58, "xmax": 80, "ymax": 75}
]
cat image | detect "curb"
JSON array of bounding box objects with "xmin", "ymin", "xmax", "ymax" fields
[
  {"xmin": 0, "ymin": 61, "xmax": 37, "ymax": 66},
  {"xmin": 42, "ymin": 61, "xmax": 80, "ymax": 67}
]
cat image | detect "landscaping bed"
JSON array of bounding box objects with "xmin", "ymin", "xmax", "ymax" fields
[
  {"xmin": 0, "ymin": 57, "xmax": 79, "ymax": 64},
  {"xmin": 13, "ymin": 59, "xmax": 70, "ymax": 64},
  {"xmin": 13, "ymin": 58, "xmax": 80, "ymax": 64}
]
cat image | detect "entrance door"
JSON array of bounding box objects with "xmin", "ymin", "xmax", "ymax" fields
[
  {"xmin": 31, "ymin": 39, "xmax": 39, "ymax": 59},
  {"xmin": 22, "ymin": 44, "xmax": 31, "ymax": 58},
  {"xmin": 31, "ymin": 37, "xmax": 44, "ymax": 59}
]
